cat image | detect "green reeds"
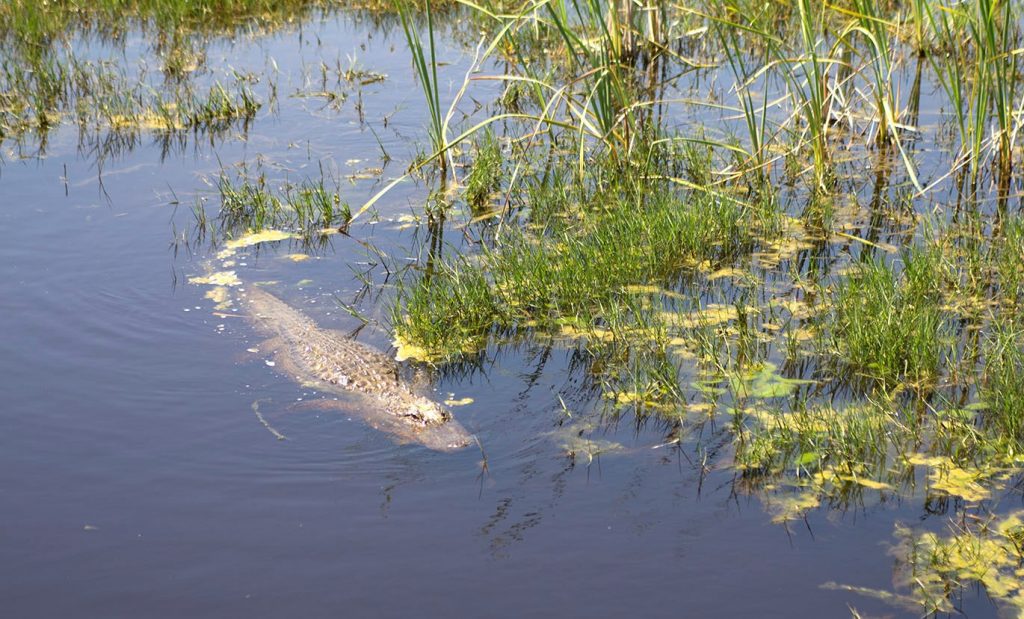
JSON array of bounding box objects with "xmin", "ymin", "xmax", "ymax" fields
[
  {"xmin": 847, "ymin": 0, "xmax": 898, "ymax": 145},
  {"xmin": 794, "ymin": 0, "xmax": 831, "ymax": 189},
  {"xmin": 925, "ymin": 0, "xmax": 1021, "ymax": 184},
  {"xmin": 924, "ymin": 0, "xmax": 970, "ymax": 169},
  {"xmin": 213, "ymin": 173, "xmax": 350, "ymax": 238},
  {"xmin": 981, "ymin": 321, "xmax": 1024, "ymax": 442},
  {"xmin": 394, "ymin": 173, "xmax": 753, "ymax": 360},
  {"xmin": 396, "ymin": 0, "xmax": 446, "ymax": 176},
  {"xmin": 967, "ymin": 0, "xmax": 1019, "ymax": 175},
  {"xmin": 831, "ymin": 247, "xmax": 948, "ymax": 389},
  {"xmin": 840, "ymin": 0, "xmax": 922, "ymax": 190},
  {"xmin": 717, "ymin": 23, "xmax": 771, "ymax": 186},
  {"xmin": 543, "ymin": 0, "xmax": 643, "ymax": 162}
]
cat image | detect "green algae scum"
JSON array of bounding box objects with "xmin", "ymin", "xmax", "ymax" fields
[{"xmin": 4, "ymin": 0, "xmax": 1024, "ymax": 617}]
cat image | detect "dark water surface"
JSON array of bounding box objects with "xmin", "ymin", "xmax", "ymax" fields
[{"xmin": 0, "ymin": 12, "xmax": 992, "ymax": 619}]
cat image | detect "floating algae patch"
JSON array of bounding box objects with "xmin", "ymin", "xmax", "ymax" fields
[
  {"xmin": 225, "ymin": 229, "xmax": 295, "ymax": 249},
  {"xmin": 603, "ymin": 390, "xmax": 677, "ymax": 412},
  {"xmin": 555, "ymin": 322, "xmax": 615, "ymax": 343},
  {"xmin": 283, "ymin": 253, "xmax": 310, "ymax": 262},
  {"xmin": 893, "ymin": 513, "xmax": 1024, "ymax": 616},
  {"xmin": 392, "ymin": 334, "xmax": 432, "ymax": 363},
  {"xmin": 766, "ymin": 488, "xmax": 821, "ymax": 524},
  {"xmin": 189, "ymin": 271, "xmax": 241, "ymax": 287},
  {"xmin": 727, "ymin": 362, "xmax": 815, "ymax": 400},
  {"xmin": 906, "ymin": 453, "xmax": 1010, "ymax": 503},
  {"xmin": 836, "ymin": 512, "xmax": 1024, "ymax": 616},
  {"xmin": 216, "ymin": 230, "xmax": 296, "ymax": 260},
  {"xmin": 621, "ymin": 284, "xmax": 687, "ymax": 301},
  {"xmin": 733, "ymin": 400, "xmax": 908, "ymax": 505},
  {"xmin": 204, "ymin": 286, "xmax": 232, "ymax": 310},
  {"xmin": 547, "ymin": 420, "xmax": 626, "ymax": 465},
  {"xmin": 659, "ymin": 304, "xmax": 738, "ymax": 330},
  {"xmin": 107, "ymin": 110, "xmax": 187, "ymax": 131},
  {"xmin": 562, "ymin": 436, "xmax": 626, "ymax": 465}
]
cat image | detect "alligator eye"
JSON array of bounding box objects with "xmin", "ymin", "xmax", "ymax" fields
[{"xmin": 403, "ymin": 406, "xmax": 427, "ymax": 423}]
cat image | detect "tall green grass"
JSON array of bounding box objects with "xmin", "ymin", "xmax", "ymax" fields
[
  {"xmin": 831, "ymin": 247, "xmax": 948, "ymax": 389},
  {"xmin": 214, "ymin": 173, "xmax": 351, "ymax": 237},
  {"xmin": 394, "ymin": 172, "xmax": 754, "ymax": 360},
  {"xmin": 982, "ymin": 321, "xmax": 1024, "ymax": 442},
  {"xmin": 396, "ymin": 0, "xmax": 446, "ymax": 175}
]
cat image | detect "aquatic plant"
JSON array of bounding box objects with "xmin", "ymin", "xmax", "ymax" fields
[
  {"xmin": 396, "ymin": 0, "xmax": 446, "ymax": 176},
  {"xmin": 212, "ymin": 172, "xmax": 351, "ymax": 239},
  {"xmin": 830, "ymin": 247, "xmax": 948, "ymax": 390},
  {"xmin": 463, "ymin": 129, "xmax": 503, "ymax": 211},
  {"xmin": 393, "ymin": 164, "xmax": 755, "ymax": 361}
]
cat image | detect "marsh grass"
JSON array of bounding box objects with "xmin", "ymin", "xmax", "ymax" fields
[
  {"xmin": 830, "ymin": 246, "xmax": 948, "ymax": 390},
  {"xmin": 0, "ymin": 46, "xmax": 264, "ymax": 158},
  {"xmin": 995, "ymin": 216, "xmax": 1024, "ymax": 307},
  {"xmin": 394, "ymin": 168, "xmax": 756, "ymax": 361},
  {"xmin": 0, "ymin": 0, "xmax": 300, "ymax": 154},
  {"xmin": 982, "ymin": 322, "xmax": 1024, "ymax": 442},
  {"xmin": 211, "ymin": 172, "xmax": 351, "ymax": 239},
  {"xmin": 0, "ymin": 0, "xmax": 333, "ymax": 43},
  {"xmin": 463, "ymin": 129, "xmax": 502, "ymax": 211},
  {"xmin": 376, "ymin": 3, "xmax": 1024, "ymax": 512}
]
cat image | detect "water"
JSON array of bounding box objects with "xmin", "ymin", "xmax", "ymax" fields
[{"xmin": 0, "ymin": 10, "xmax": 1008, "ymax": 619}]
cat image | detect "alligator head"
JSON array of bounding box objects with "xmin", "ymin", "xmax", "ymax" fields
[
  {"xmin": 384, "ymin": 396, "xmax": 471, "ymax": 452},
  {"xmin": 415, "ymin": 418, "xmax": 475, "ymax": 452},
  {"xmin": 400, "ymin": 396, "xmax": 453, "ymax": 425}
]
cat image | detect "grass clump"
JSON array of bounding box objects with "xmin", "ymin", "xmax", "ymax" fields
[
  {"xmin": 830, "ymin": 247, "xmax": 948, "ymax": 390},
  {"xmin": 393, "ymin": 182, "xmax": 755, "ymax": 361},
  {"xmin": 392, "ymin": 258, "xmax": 499, "ymax": 360},
  {"xmin": 734, "ymin": 401, "xmax": 899, "ymax": 481},
  {"xmin": 463, "ymin": 129, "xmax": 502, "ymax": 211},
  {"xmin": 995, "ymin": 216, "xmax": 1024, "ymax": 307},
  {"xmin": 206, "ymin": 173, "xmax": 351, "ymax": 240},
  {"xmin": 981, "ymin": 322, "xmax": 1024, "ymax": 443},
  {"xmin": 180, "ymin": 82, "xmax": 260, "ymax": 131}
]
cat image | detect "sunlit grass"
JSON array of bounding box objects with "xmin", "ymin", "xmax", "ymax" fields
[
  {"xmin": 393, "ymin": 161, "xmax": 758, "ymax": 361},
  {"xmin": 830, "ymin": 247, "xmax": 948, "ymax": 390}
]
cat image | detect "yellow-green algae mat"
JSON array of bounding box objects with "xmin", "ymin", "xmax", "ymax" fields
[{"xmin": 823, "ymin": 510, "xmax": 1024, "ymax": 617}]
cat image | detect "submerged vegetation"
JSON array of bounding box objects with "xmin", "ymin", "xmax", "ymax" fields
[{"xmin": 13, "ymin": 0, "xmax": 1024, "ymax": 614}]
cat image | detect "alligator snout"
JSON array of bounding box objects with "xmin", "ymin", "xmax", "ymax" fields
[{"xmin": 416, "ymin": 420, "xmax": 474, "ymax": 452}]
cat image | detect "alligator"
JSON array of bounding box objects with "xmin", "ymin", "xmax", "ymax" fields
[{"xmin": 243, "ymin": 286, "xmax": 472, "ymax": 452}]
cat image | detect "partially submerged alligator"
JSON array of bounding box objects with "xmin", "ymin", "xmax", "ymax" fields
[{"xmin": 244, "ymin": 286, "xmax": 472, "ymax": 452}]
